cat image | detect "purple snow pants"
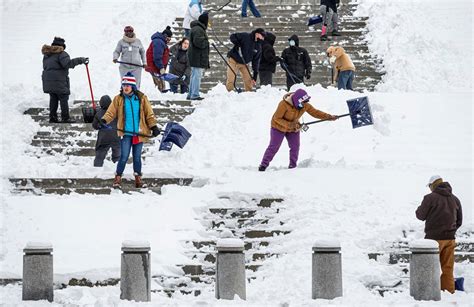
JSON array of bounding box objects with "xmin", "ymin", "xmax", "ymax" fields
[{"xmin": 260, "ymin": 128, "xmax": 300, "ymax": 168}]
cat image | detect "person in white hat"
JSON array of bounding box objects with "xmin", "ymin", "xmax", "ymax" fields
[{"xmin": 416, "ymin": 175, "xmax": 463, "ymax": 293}]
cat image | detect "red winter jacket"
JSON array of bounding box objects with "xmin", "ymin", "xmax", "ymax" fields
[{"xmin": 145, "ymin": 32, "xmax": 170, "ymax": 74}]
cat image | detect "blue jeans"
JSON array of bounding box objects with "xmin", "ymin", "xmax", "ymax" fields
[
  {"xmin": 187, "ymin": 67, "xmax": 203, "ymax": 99},
  {"xmin": 116, "ymin": 136, "xmax": 144, "ymax": 176},
  {"xmin": 338, "ymin": 70, "xmax": 354, "ymax": 90},
  {"xmin": 184, "ymin": 29, "xmax": 190, "ymax": 37},
  {"xmin": 242, "ymin": 0, "xmax": 261, "ymax": 17},
  {"xmin": 170, "ymin": 83, "xmax": 189, "ymax": 94}
]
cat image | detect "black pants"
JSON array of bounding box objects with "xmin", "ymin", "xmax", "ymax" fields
[
  {"xmin": 49, "ymin": 93, "xmax": 70, "ymax": 120},
  {"xmin": 170, "ymin": 83, "xmax": 189, "ymax": 94},
  {"xmin": 286, "ymin": 74, "xmax": 304, "ymax": 91},
  {"xmin": 94, "ymin": 143, "xmax": 121, "ymax": 167},
  {"xmin": 259, "ymin": 71, "xmax": 273, "ymax": 86}
]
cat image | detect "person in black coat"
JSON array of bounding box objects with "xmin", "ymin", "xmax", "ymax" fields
[
  {"xmin": 187, "ymin": 12, "xmax": 210, "ymax": 100},
  {"xmin": 258, "ymin": 32, "xmax": 280, "ymax": 86},
  {"xmin": 281, "ymin": 34, "xmax": 312, "ymax": 90},
  {"xmin": 169, "ymin": 38, "xmax": 191, "ymax": 94},
  {"xmin": 226, "ymin": 28, "xmax": 265, "ymax": 92},
  {"xmin": 41, "ymin": 37, "xmax": 88, "ymax": 123},
  {"xmin": 92, "ymin": 95, "xmax": 120, "ymax": 167}
]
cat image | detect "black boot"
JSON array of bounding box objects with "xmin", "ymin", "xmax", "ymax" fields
[
  {"xmin": 258, "ymin": 165, "xmax": 267, "ymax": 172},
  {"xmin": 61, "ymin": 118, "xmax": 76, "ymax": 123},
  {"xmin": 49, "ymin": 117, "xmax": 59, "ymax": 123},
  {"xmin": 320, "ymin": 35, "xmax": 330, "ymax": 41}
]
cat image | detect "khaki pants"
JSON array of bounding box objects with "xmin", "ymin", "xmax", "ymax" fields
[
  {"xmin": 226, "ymin": 57, "xmax": 253, "ymax": 92},
  {"xmin": 150, "ymin": 73, "xmax": 165, "ymax": 92},
  {"xmin": 437, "ymin": 239, "xmax": 455, "ymax": 293}
]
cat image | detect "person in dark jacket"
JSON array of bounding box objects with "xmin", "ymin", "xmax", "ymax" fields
[
  {"xmin": 41, "ymin": 37, "xmax": 88, "ymax": 123},
  {"xmin": 169, "ymin": 38, "xmax": 191, "ymax": 94},
  {"xmin": 92, "ymin": 95, "xmax": 120, "ymax": 167},
  {"xmin": 145, "ymin": 26, "xmax": 173, "ymax": 92},
  {"xmin": 320, "ymin": 0, "xmax": 341, "ymax": 41},
  {"xmin": 187, "ymin": 12, "xmax": 210, "ymax": 100},
  {"xmin": 258, "ymin": 32, "xmax": 280, "ymax": 86},
  {"xmin": 416, "ymin": 175, "xmax": 463, "ymax": 294},
  {"xmin": 226, "ymin": 28, "xmax": 265, "ymax": 92},
  {"xmin": 281, "ymin": 34, "xmax": 312, "ymax": 91}
]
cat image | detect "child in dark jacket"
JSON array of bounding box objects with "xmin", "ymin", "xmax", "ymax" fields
[
  {"xmin": 92, "ymin": 95, "xmax": 120, "ymax": 167},
  {"xmin": 258, "ymin": 32, "xmax": 280, "ymax": 86}
]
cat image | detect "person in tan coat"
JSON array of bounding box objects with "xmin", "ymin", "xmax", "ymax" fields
[
  {"xmin": 258, "ymin": 89, "xmax": 338, "ymax": 171},
  {"xmin": 101, "ymin": 73, "xmax": 160, "ymax": 188},
  {"xmin": 327, "ymin": 46, "xmax": 355, "ymax": 90}
]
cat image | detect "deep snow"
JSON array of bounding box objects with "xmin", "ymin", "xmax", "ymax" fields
[{"xmin": 1, "ymin": 0, "xmax": 473, "ymax": 306}]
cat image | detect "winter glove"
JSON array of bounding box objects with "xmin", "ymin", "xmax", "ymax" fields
[
  {"xmin": 79, "ymin": 57, "xmax": 89, "ymax": 65},
  {"xmin": 180, "ymin": 75, "xmax": 187, "ymax": 81},
  {"xmin": 329, "ymin": 115, "xmax": 339, "ymax": 121},
  {"xmin": 305, "ymin": 72, "xmax": 311, "ymax": 80},
  {"xmin": 288, "ymin": 121, "xmax": 301, "ymax": 131},
  {"xmin": 99, "ymin": 119, "xmax": 112, "ymax": 130},
  {"xmin": 159, "ymin": 68, "xmax": 166, "ymax": 75},
  {"xmin": 151, "ymin": 126, "xmax": 161, "ymax": 137},
  {"xmin": 113, "ymin": 59, "xmax": 118, "ymax": 63}
]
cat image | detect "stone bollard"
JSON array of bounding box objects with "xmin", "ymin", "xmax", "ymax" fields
[
  {"xmin": 215, "ymin": 238, "xmax": 246, "ymax": 300},
  {"xmin": 120, "ymin": 241, "xmax": 151, "ymax": 302},
  {"xmin": 312, "ymin": 240, "xmax": 343, "ymax": 300},
  {"xmin": 22, "ymin": 242, "xmax": 54, "ymax": 302},
  {"xmin": 410, "ymin": 239, "xmax": 441, "ymax": 301}
]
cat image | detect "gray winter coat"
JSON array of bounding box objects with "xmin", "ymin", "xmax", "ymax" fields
[
  {"xmin": 113, "ymin": 35, "xmax": 146, "ymax": 70},
  {"xmin": 41, "ymin": 45, "xmax": 83, "ymax": 95}
]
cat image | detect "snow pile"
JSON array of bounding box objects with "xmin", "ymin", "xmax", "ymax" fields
[{"xmin": 357, "ymin": 0, "xmax": 473, "ymax": 93}]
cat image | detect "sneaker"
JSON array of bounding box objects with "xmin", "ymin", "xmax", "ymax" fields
[
  {"xmin": 49, "ymin": 117, "xmax": 59, "ymax": 123},
  {"xmin": 134, "ymin": 172, "xmax": 147, "ymax": 188},
  {"xmin": 190, "ymin": 97, "xmax": 204, "ymax": 101},
  {"xmin": 113, "ymin": 174, "xmax": 122, "ymax": 189},
  {"xmin": 61, "ymin": 118, "xmax": 76, "ymax": 123},
  {"xmin": 258, "ymin": 165, "xmax": 267, "ymax": 172},
  {"xmin": 331, "ymin": 30, "xmax": 341, "ymax": 36}
]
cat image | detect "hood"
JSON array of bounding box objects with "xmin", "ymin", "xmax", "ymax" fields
[
  {"xmin": 99, "ymin": 95, "xmax": 112, "ymax": 109},
  {"xmin": 334, "ymin": 46, "xmax": 346, "ymax": 58},
  {"xmin": 283, "ymin": 93, "xmax": 294, "ymax": 106},
  {"xmin": 288, "ymin": 34, "xmax": 299, "ymax": 47},
  {"xmin": 190, "ymin": 20, "xmax": 206, "ymax": 29},
  {"xmin": 264, "ymin": 32, "xmax": 276, "ymax": 46},
  {"xmin": 433, "ymin": 182, "xmax": 453, "ymax": 197},
  {"xmin": 151, "ymin": 31, "xmax": 166, "ymax": 42},
  {"xmin": 41, "ymin": 44, "xmax": 64, "ymax": 55}
]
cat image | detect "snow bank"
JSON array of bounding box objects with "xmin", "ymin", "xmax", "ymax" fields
[{"xmin": 357, "ymin": 0, "xmax": 473, "ymax": 93}]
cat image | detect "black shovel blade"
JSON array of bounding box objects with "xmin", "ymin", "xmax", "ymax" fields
[
  {"xmin": 82, "ymin": 107, "xmax": 96, "ymax": 123},
  {"xmin": 346, "ymin": 96, "xmax": 373, "ymax": 129}
]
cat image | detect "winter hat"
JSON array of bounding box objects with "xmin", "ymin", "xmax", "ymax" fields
[
  {"xmin": 122, "ymin": 72, "xmax": 137, "ymax": 89},
  {"xmin": 51, "ymin": 37, "xmax": 66, "ymax": 49},
  {"xmin": 253, "ymin": 28, "xmax": 266, "ymax": 38},
  {"xmin": 198, "ymin": 11, "xmax": 209, "ymax": 26},
  {"xmin": 162, "ymin": 26, "xmax": 173, "ymax": 38},
  {"xmin": 291, "ymin": 89, "xmax": 311, "ymax": 109},
  {"xmin": 99, "ymin": 95, "xmax": 112, "ymax": 109},
  {"xmin": 427, "ymin": 175, "xmax": 443, "ymax": 187},
  {"xmin": 124, "ymin": 26, "xmax": 134, "ymax": 33}
]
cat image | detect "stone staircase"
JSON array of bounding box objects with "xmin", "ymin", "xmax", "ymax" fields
[
  {"xmin": 366, "ymin": 230, "xmax": 474, "ymax": 296},
  {"xmin": 9, "ymin": 99, "xmax": 195, "ymax": 195},
  {"xmin": 171, "ymin": 1, "xmax": 383, "ymax": 92}
]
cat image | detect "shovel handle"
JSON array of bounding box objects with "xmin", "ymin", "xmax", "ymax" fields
[
  {"xmin": 303, "ymin": 113, "xmax": 350, "ymax": 126},
  {"xmin": 115, "ymin": 60, "xmax": 145, "ymax": 68},
  {"xmin": 85, "ymin": 64, "xmax": 95, "ymax": 109}
]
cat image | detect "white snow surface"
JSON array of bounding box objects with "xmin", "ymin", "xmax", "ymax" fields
[
  {"xmin": 409, "ymin": 239, "xmax": 439, "ymax": 249},
  {"xmin": 1, "ymin": 0, "xmax": 473, "ymax": 306}
]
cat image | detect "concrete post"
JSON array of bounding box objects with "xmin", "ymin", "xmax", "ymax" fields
[
  {"xmin": 22, "ymin": 242, "xmax": 53, "ymax": 302},
  {"xmin": 215, "ymin": 238, "xmax": 246, "ymax": 300},
  {"xmin": 410, "ymin": 239, "xmax": 441, "ymax": 301},
  {"xmin": 312, "ymin": 240, "xmax": 343, "ymax": 300},
  {"xmin": 120, "ymin": 241, "xmax": 151, "ymax": 302}
]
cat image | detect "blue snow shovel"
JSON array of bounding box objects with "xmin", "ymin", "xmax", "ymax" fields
[
  {"xmin": 159, "ymin": 73, "xmax": 179, "ymax": 82},
  {"xmin": 308, "ymin": 16, "xmax": 323, "ymax": 26},
  {"xmin": 159, "ymin": 122, "xmax": 192, "ymax": 151},
  {"xmin": 455, "ymin": 277, "xmax": 464, "ymax": 291},
  {"xmin": 301, "ymin": 96, "xmax": 373, "ymax": 131}
]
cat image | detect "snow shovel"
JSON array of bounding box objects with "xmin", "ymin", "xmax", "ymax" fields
[
  {"xmin": 158, "ymin": 72, "xmax": 179, "ymax": 82},
  {"xmin": 280, "ymin": 61, "xmax": 304, "ymax": 85},
  {"xmin": 301, "ymin": 96, "xmax": 373, "ymax": 131},
  {"xmin": 115, "ymin": 60, "xmax": 145, "ymax": 68},
  {"xmin": 82, "ymin": 62, "xmax": 96, "ymax": 123},
  {"xmin": 212, "ymin": 43, "xmax": 242, "ymax": 93},
  {"xmin": 159, "ymin": 122, "xmax": 192, "ymax": 151},
  {"xmin": 307, "ymin": 15, "xmax": 323, "ymax": 26}
]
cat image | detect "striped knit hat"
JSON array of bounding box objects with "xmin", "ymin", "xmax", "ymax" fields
[{"xmin": 121, "ymin": 72, "xmax": 137, "ymax": 88}]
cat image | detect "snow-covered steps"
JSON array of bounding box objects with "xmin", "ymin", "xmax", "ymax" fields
[
  {"xmin": 172, "ymin": 1, "xmax": 383, "ymax": 92},
  {"xmin": 150, "ymin": 196, "xmax": 289, "ymax": 297},
  {"xmin": 9, "ymin": 177, "xmax": 193, "ymax": 195}
]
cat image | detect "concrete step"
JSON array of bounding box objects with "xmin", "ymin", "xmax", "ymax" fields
[
  {"xmin": 9, "ymin": 177, "xmax": 193, "ymax": 195},
  {"xmin": 185, "ymin": 239, "xmax": 271, "ymax": 251},
  {"xmin": 368, "ymin": 251, "xmax": 474, "ymax": 264}
]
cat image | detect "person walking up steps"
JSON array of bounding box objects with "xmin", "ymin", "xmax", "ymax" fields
[
  {"xmin": 258, "ymin": 89, "xmax": 337, "ymax": 171},
  {"xmin": 92, "ymin": 95, "xmax": 120, "ymax": 167},
  {"xmin": 113, "ymin": 26, "xmax": 146, "ymax": 89},
  {"xmin": 100, "ymin": 73, "xmax": 161, "ymax": 189},
  {"xmin": 41, "ymin": 36, "xmax": 88, "ymax": 123},
  {"xmin": 241, "ymin": 0, "xmax": 261, "ymax": 18},
  {"xmin": 226, "ymin": 28, "xmax": 265, "ymax": 92},
  {"xmin": 320, "ymin": 0, "xmax": 341, "ymax": 41},
  {"xmin": 416, "ymin": 175, "xmax": 463, "ymax": 294}
]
